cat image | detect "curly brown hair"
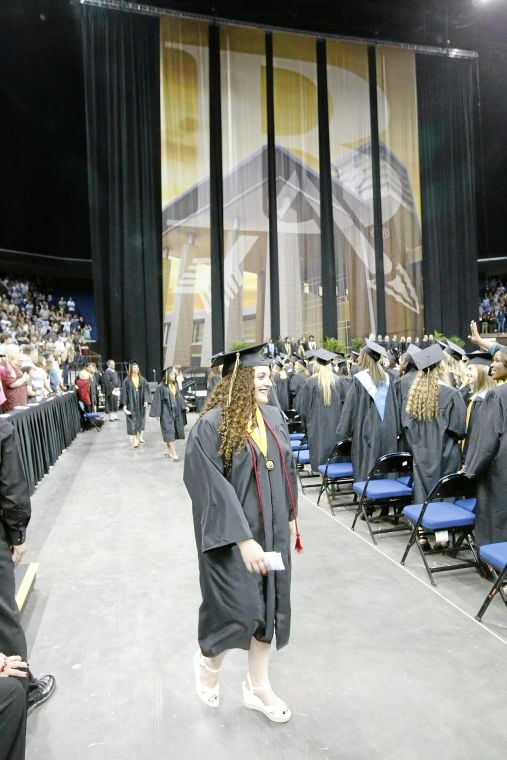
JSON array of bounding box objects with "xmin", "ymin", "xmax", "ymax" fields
[{"xmin": 201, "ymin": 366, "xmax": 257, "ymax": 467}]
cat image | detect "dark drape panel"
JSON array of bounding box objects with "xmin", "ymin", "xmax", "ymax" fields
[
  {"xmin": 265, "ymin": 32, "xmax": 280, "ymax": 340},
  {"xmin": 208, "ymin": 24, "xmax": 225, "ymax": 356},
  {"xmin": 82, "ymin": 6, "xmax": 162, "ymax": 376},
  {"xmin": 417, "ymin": 54, "xmax": 479, "ymax": 340},
  {"xmin": 317, "ymin": 39, "xmax": 337, "ymax": 339},
  {"xmin": 368, "ymin": 46, "xmax": 386, "ymax": 336}
]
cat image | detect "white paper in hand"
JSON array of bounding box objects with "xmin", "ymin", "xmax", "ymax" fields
[{"xmin": 263, "ymin": 552, "xmax": 285, "ymax": 572}]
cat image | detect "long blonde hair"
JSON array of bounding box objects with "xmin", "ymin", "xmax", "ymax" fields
[
  {"xmin": 201, "ymin": 367, "xmax": 256, "ymax": 467},
  {"xmin": 317, "ymin": 363, "xmax": 336, "ymax": 406},
  {"xmin": 470, "ymin": 364, "xmax": 495, "ymax": 394},
  {"xmin": 442, "ymin": 353, "xmax": 467, "ymax": 388},
  {"xmin": 358, "ymin": 349, "xmax": 386, "ymax": 387},
  {"xmin": 405, "ymin": 367, "xmax": 440, "ymax": 420}
]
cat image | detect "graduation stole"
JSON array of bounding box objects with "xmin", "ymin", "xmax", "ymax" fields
[
  {"xmin": 246, "ymin": 410, "xmax": 303, "ymax": 553},
  {"xmin": 247, "ymin": 406, "xmax": 268, "ymax": 458},
  {"xmin": 355, "ymin": 369, "xmax": 390, "ymax": 421}
]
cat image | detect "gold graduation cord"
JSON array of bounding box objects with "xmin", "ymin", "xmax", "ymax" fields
[
  {"xmin": 169, "ymin": 384, "xmax": 177, "ymax": 396},
  {"xmin": 461, "ymin": 399, "xmax": 474, "ymax": 451},
  {"xmin": 247, "ymin": 405, "xmax": 268, "ymax": 458}
]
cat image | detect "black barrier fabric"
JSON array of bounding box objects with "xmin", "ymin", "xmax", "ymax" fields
[
  {"xmin": 7, "ymin": 393, "xmax": 81, "ymax": 495},
  {"xmin": 82, "ymin": 5, "xmax": 162, "ymax": 377},
  {"xmin": 417, "ymin": 54, "xmax": 479, "ymax": 340}
]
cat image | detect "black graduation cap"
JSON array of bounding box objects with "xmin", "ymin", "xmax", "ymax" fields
[
  {"xmin": 465, "ymin": 351, "xmax": 492, "ymax": 366},
  {"xmin": 304, "ymin": 349, "xmax": 316, "ymax": 360},
  {"xmin": 210, "ymin": 343, "xmax": 271, "ymax": 377},
  {"xmin": 363, "ymin": 339, "xmax": 387, "ymax": 361},
  {"xmin": 413, "ymin": 343, "xmax": 444, "ymax": 371},
  {"xmin": 314, "ymin": 347, "xmax": 336, "ymax": 365},
  {"xmin": 349, "ymin": 351, "xmax": 359, "ymax": 360},
  {"xmin": 289, "ymin": 354, "xmax": 306, "ymax": 367},
  {"xmin": 273, "ymin": 356, "xmax": 284, "ymax": 368},
  {"xmin": 438, "ymin": 339, "xmax": 465, "ymax": 361},
  {"xmin": 406, "ymin": 343, "xmax": 421, "ymax": 358}
]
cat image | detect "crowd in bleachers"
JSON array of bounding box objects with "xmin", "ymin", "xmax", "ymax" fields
[
  {"xmin": 478, "ymin": 277, "xmax": 507, "ymax": 333},
  {"xmin": 0, "ymin": 276, "xmax": 93, "ymax": 411}
]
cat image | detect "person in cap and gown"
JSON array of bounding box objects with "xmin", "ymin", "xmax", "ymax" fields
[
  {"xmin": 464, "ymin": 347, "xmax": 507, "ymax": 546},
  {"xmin": 300, "ymin": 348, "xmax": 350, "ymax": 472},
  {"xmin": 150, "ymin": 368, "xmax": 188, "ymax": 460},
  {"xmin": 336, "ymin": 340, "xmax": 400, "ymax": 482},
  {"xmin": 399, "ymin": 343, "xmax": 466, "ymax": 504},
  {"xmin": 184, "ymin": 345, "xmax": 301, "ymax": 724},
  {"xmin": 439, "ymin": 340, "xmax": 468, "ymax": 390},
  {"xmin": 270, "ymin": 358, "xmax": 290, "ymax": 413},
  {"xmin": 120, "ymin": 361, "xmax": 150, "ymax": 448},
  {"xmin": 461, "ymin": 352, "xmax": 495, "ymax": 459},
  {"xmin": 288, "ymin": 358, "xmax": 308, "ymax": 414}
]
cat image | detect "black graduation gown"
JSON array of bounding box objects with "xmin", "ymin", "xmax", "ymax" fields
[
  {"xmin": 120, "ymin": 376, "xmax": 150, "ymax": 434},
  {"xmin": 289, "ymin": 373, "xmax": 307, "ymax": 414},
  {"xmin": 183, "ymin": 404, "xmax": 297, "ymax": 658},
  {"xmin": 272, "ymin": 375, "xmax": 289, "ymax": 412},
  {"xmin": 301, "ymin": 375, "xmax": 350, "ymax": 471},
  {"xmin": 149, "ymin": 383, "xmax": 186, "ymax": 442},
  {"xmin": 465, "ymin": 384, "xmax": 507, "ymax": 547},
  {"xmin": 461, "ymin": 393, "xmax": 486, "ymax": 460},
  {"xmin": 400, "ymin": 383, "xmax": 466, "ymax": 503},
  {"xmin": 336, "ymin": 371, "xmax": 400, "ymax": 482}
]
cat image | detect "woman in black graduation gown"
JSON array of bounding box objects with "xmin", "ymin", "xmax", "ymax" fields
[
  {"xmin": 184, "ymin": 345, "xmax": 300, "ymax": 724},
  {"xmin": 336, "ymin": 339, "xmax": 400, "ymax": 481},
  {"xmin": 461, "ymin": 351, "xmax": 495, "ymax": 459},
  {"xmin": 149, "ymin": 368, "xmax": 187, "ymax": 460},
  {"xmin": 399, "ymin": 344, "xmax": 466, "ymax": 503},
  {"xmin": 300, "ymin": 348, "xmax": 349, "ymax": 471},
  {"xmin": 120, "ymin": 361, "xmax": 150, "ymax": 448},
  {"xmin": 465, "ymin": 348, "xmax": 507, "ymax": 547}
]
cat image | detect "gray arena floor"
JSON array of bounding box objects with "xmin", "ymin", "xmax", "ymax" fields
[{"xmin": 23, "ymin": 412, "xmax": 507, "ymax": 760}]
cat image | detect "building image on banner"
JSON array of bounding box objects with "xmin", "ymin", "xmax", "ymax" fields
[{"xmin": 160, "ymin": 19, "xmax": 423, "ymax": 367}]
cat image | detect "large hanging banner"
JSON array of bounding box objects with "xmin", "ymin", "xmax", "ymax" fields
[{"xmin": 161, "ymin": 18, "xmax": 423, "ymax": 365}]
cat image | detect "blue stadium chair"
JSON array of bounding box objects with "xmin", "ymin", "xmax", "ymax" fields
[
  {"xmin": 292, "ymin": 435, "xmax": 319, "ymax": 492},
  {"xmin": 78, "ymin": 400, "xmax": 104, "ymax": 432},
  {"xmin": 351, "ymin": 452, "xmax": 413, "ymax": 544},
  {"xmin": 317, "ymin": 439, "xmax": 354, "ymax": 511},
  {"xmin": 475, "ymin": 543, "xmax": 507, "ymax": 622},
  {"xmin": 400, "ymin": 473, "xmax": 479, "ymax": 586}
]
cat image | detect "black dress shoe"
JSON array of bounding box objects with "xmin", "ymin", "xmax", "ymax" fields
[{"xmin": 28, "ymin": 674, "xmax": 56, "ymax": 713}]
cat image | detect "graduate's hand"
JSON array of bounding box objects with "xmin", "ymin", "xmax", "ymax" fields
[
  {"xmin": 143, "ymin": 402, "xmax": 148, "ymax": 408},
  {"xmin": 237, "ymin": 539, "xmax": 268, "ymax": 575},
  {"xmin": 468, "ymin": 320, "xmax": 480, "ymax": 345},
  {"xmin": 289, "ymin": 520, "xmax": 296, "ymax": 538},
  {"xmin": 0, "ymin": 654, "xmax": 28, "ymax": 678},
  {"xmin": 124, "ymin": 409, "xmax": 132, "ymax": 416},
  {"xmin": 10, "ymin": 543, "xmax": 27, "ymax": 567}
]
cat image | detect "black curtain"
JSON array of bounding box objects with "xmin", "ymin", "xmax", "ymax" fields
[
  {"xmin": 417, "ymin": 54, "xmax": 479, "ymax": 341},
  {"xmin": 82, "ymin": 5, "xmax": 162, "ymax": 377}
]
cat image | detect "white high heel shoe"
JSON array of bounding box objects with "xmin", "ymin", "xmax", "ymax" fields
[
  {"xmin": 242, "ymin": 673, "xmax": 291, "ymax": 723},
  {"xmin": 193, "ymin": 651, "xmax": 220, "ymax": 708}
]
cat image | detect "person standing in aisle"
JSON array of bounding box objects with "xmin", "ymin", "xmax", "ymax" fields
[
  {"xmin": 120, "ymin": 361, "xmax": 150, "ymax": 448},
  {"xmin": 150, "ymin": 368, "xmax": 187, "ymax": 460},
  {"xmin": 102, "ymin": 359, "xmax": 121, "ymax": 421},
  {"xmin": 184, "ymin": 345, "xmax": 301, "ymax": 724}
]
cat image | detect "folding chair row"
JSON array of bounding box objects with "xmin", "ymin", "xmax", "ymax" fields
[
  {"xmin": 400, "ymin": 473, "xmax": 479, "ymax": 586},
  {"xmin": 351, "ymin": 452, "xmax": 414, "ymax": 544},
  {"xmin": 317, "ymin": 439, "xmax": 354, "ymax": 510}
]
